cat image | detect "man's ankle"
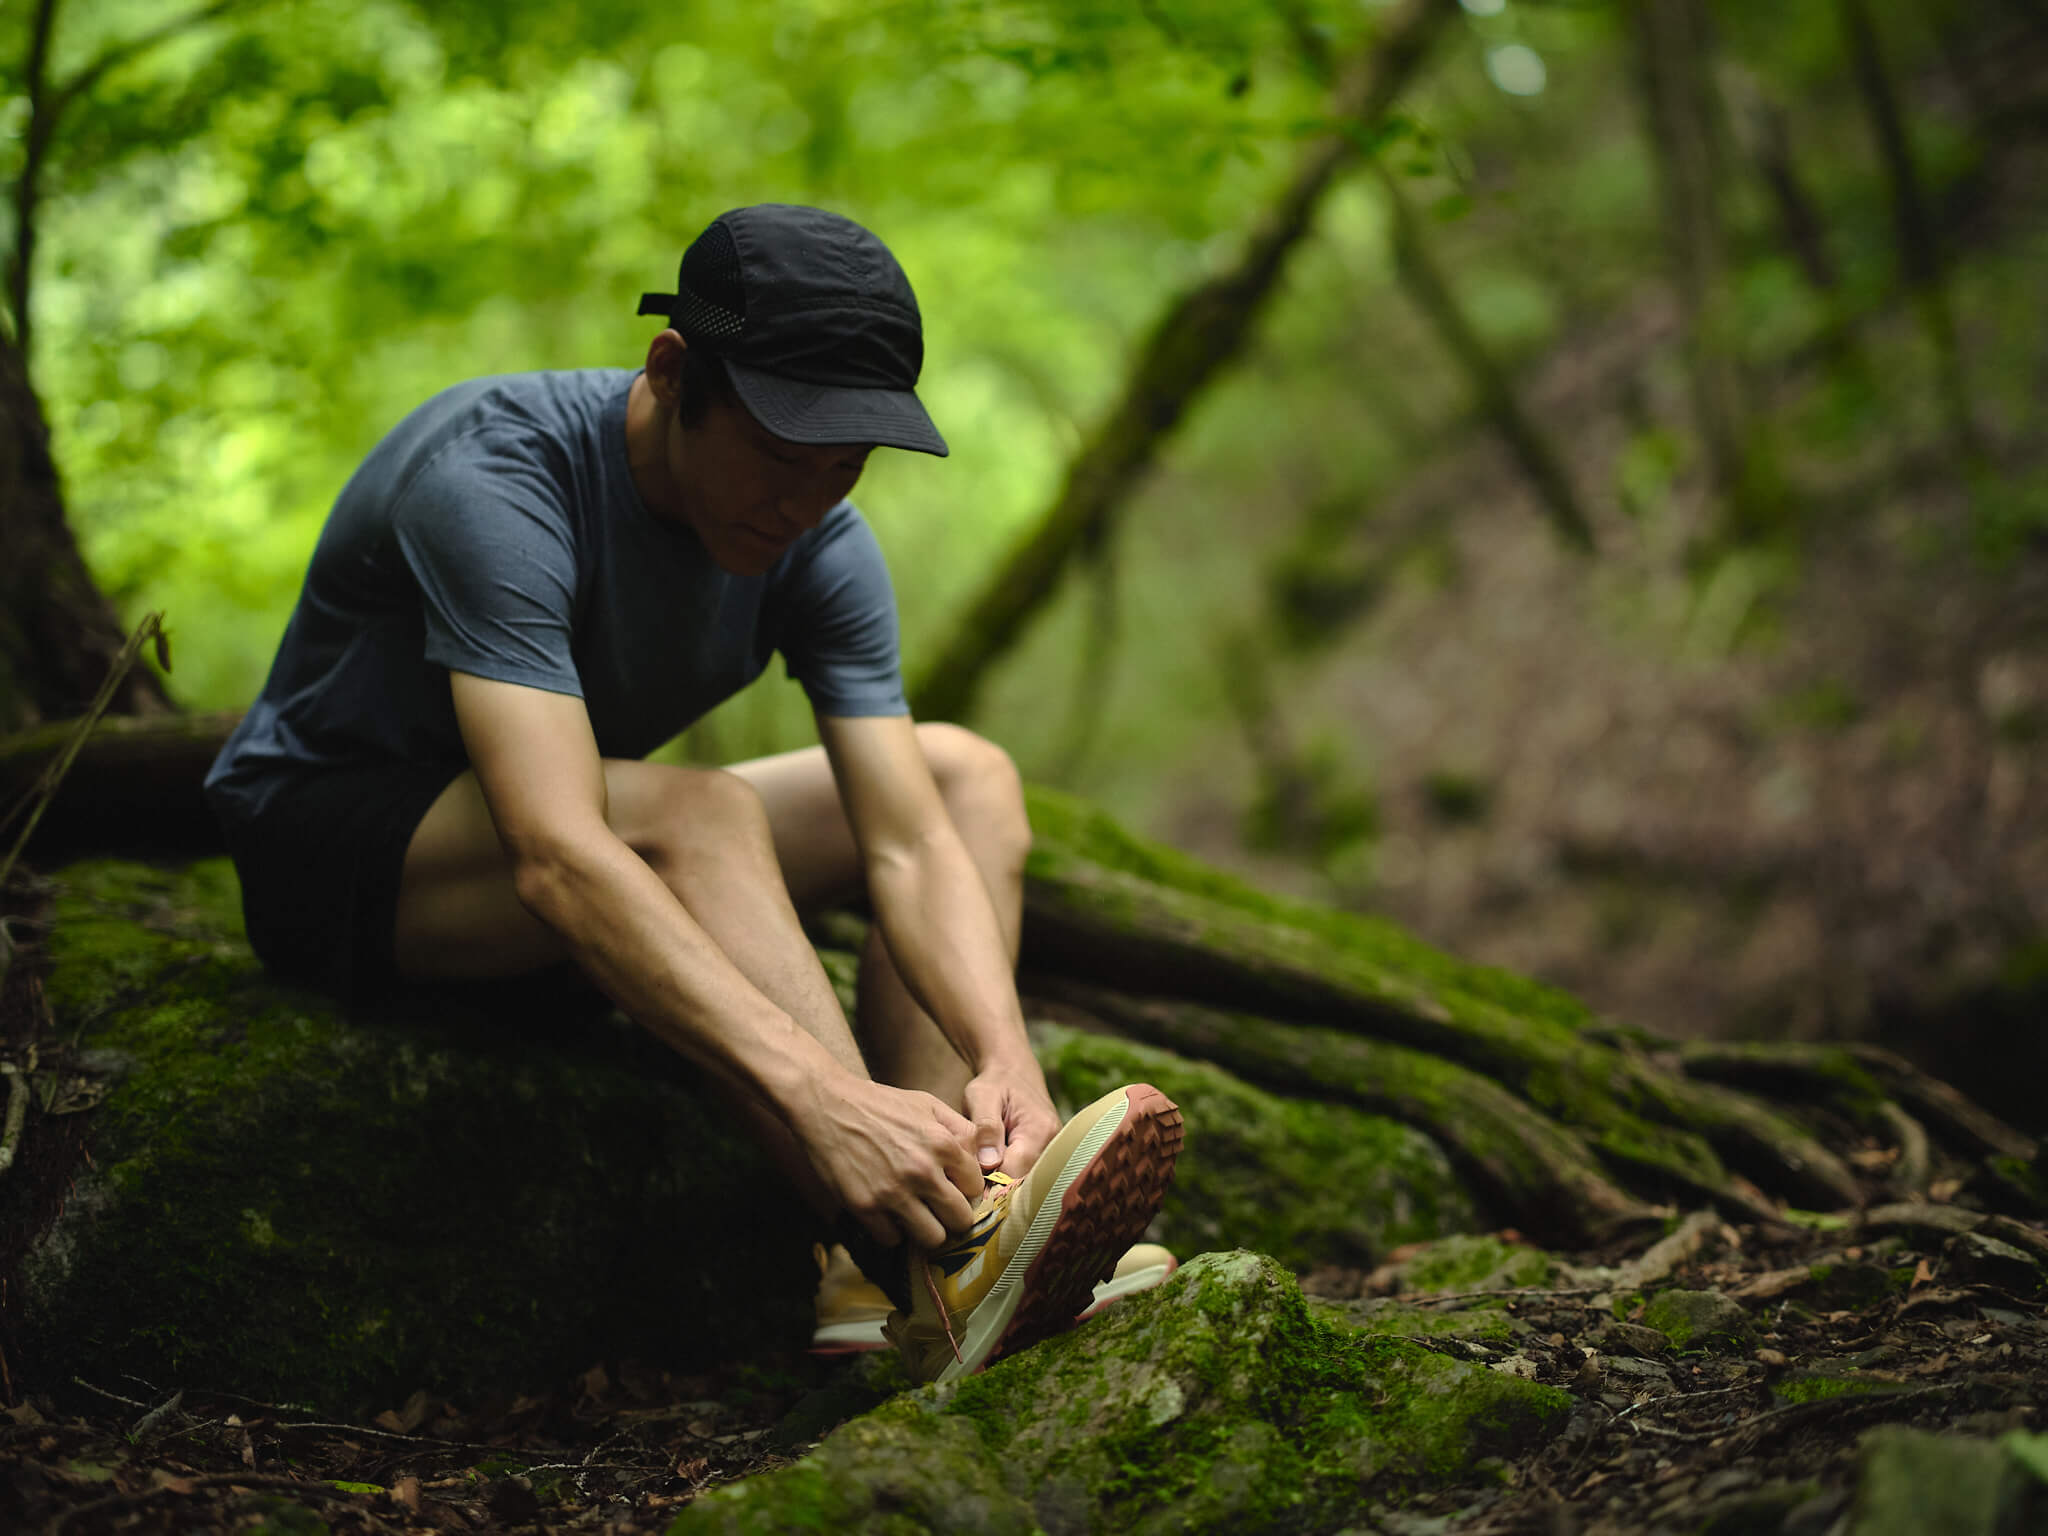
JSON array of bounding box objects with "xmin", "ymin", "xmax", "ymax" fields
[{"xmin": 832, "ymin": 1218, "xmax": 913, "ymax": 1313}]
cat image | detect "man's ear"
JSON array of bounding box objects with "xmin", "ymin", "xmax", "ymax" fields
[{"xmin": 644, "ymin": 329, "xmax": 687, "ymax": 407}]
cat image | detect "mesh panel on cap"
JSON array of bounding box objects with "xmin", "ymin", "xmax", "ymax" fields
[{"xmin": 677, "ymin": 220, "xmax": 746, "ymax": 341}]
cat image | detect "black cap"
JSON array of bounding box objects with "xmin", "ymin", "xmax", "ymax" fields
[{"xmin": 638, "ymin": 204, "xmax": 948, "ymax": 457}]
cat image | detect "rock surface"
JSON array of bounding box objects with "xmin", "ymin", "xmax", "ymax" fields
[
  {"xmin": 674, "ymin": 1252, "xmax": 1573, "ymax": 1534},
  {"xmin": 1638, "ymin": 1289, "xmax": 1755, "ymax": 1355},
  {"xmin": 20, "ymin": 858, "xmax": 820, "ymax": 1414},
  {"xmin": 1847, "ymin": 1426, "xmax": 2047, "ymax": 1535}
]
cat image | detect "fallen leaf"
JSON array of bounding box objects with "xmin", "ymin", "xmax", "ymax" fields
[
  {"xmin": 393, "ymin": 1475, "xmax": 421, "ymax": 1513},
  {"xmin": 1911, "ymin": 1260, "xmax": 1934, "ymax": 1289}
]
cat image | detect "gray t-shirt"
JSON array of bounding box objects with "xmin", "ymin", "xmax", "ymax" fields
[{"xmin": 206, "ymin": 368, "xmax": 906, "ymax": 823}]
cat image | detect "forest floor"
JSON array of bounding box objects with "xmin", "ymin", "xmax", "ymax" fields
[{"xmin": 4, "ymin": 1202, "xmax": 2043, "ymax": 1535}]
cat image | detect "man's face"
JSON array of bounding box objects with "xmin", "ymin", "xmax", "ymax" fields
[{"xmin": 668, "ymin": 394, "xmax": 872, "ymax": 576}]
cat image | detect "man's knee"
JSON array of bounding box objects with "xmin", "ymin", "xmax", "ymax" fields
[
  {"xmin": 916, "ymin": 723, "xmax": 1031, "ymax": 867},
  {"xmin": 623, "ymin": 764, "xmax": 779, "ymax": 877}
]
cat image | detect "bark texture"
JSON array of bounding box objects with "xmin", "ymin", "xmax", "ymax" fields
[{"xmin": 0, "ymin": 335, "xmax": 172, "ymax": 736}]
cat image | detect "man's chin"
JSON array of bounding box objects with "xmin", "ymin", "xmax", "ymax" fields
[{"xmin": 711, "ymin": 541, "xmax": 785, "ymax": 577}]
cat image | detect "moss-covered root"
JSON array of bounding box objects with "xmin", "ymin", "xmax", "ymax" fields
[
  {"xmin": 1682, "ymin": 1040, "xmax": 2046, "ymax": 1217},
  {"xmin": 1021, "ymin": 789, "xmax": 1855, "ymax": 1217},
  {"xmin": 1038, "ymin": 984, "xmax": 1661, "ymax": 1247},
  {"xmin": 671, "ymin": 1252, "xmax": 1573, "ymax": 1535},
  {"xmin": 1032, "ymin": 1023, "xmax": 1480, "ymax": 1269}
]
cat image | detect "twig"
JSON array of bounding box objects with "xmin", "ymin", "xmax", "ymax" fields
[
  {"xmin": 1880, "ymin": 1102, "xmax": 1932, "ymax": 1196},
  {"xmin": 49, "ymin": 1471, "xmax": 373, "ymax": 1536},
  {"xmin": 1622, "ymin": 1382, "xmax": 1959, "ymax": 1447},
  {"xmin": 0, "ymin": 611, "xmax": 166, "ymax": 890},
  {"xmin": 522, "ymin": 1459, "xmax": 671, "ymax": 1475},
  {"xmin": 1614, "ymin": 1378, "xmax": 1766, "ymax": 1418},
  {"xmin": 1615, "ymin": 1210, "xmax": 1722, "ymax": 1289},
  {"xmin": 131, "ymin": 1388, "xmax": 186, "ymax": 1442},
  {"xmin": 71, "ymin": 1375, "xmax": 152, "ymax": 1411},
  {"xmin": 1405, "ymin": 1285, "xmax": 1615, "ymax": 1305},
  {"xmin": 269, "ymin": 1417, "xmax": 578, "ymax": 1458},
  {"xmin": 0, "ymin": 1064, "xmax": 28, "ymax": 1177}
]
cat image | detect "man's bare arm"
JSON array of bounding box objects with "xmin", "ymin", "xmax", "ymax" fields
[
  {"xmin": 448, "ymin": 672, "xmax": 980, "ymax": 1244},
  {"xmin": 817, "ymin": 712, "xmax": 1058, "ymax": 1175}
]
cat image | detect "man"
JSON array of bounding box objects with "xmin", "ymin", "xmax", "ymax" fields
[{"xmin": 205, "ymin": 204, "xmax": 1180, "ymax": 1382}]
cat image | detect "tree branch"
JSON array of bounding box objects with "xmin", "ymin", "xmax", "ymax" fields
[
  {"xmin": 5, "ymin": 0, "xmax": 63, "ymax": 352},
  {"xmin": 8, "ymin": 0, "xmax": 248, "ymax": 360},
  {"xmin": 908, "ymin": 0, "xmax": 1461, "ymax": 724}
]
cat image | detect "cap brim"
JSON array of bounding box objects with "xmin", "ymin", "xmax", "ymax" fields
[{"xmin": 725, "ymin": 359, "xmax": 949, "ymax": 458}]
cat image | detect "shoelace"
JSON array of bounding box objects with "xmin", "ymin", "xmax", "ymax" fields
[{"xmin": 923, "ymin": 1171, "xmax": 1017, "ymax": 1366}]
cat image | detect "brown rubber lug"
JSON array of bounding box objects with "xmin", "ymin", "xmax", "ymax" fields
[{"xmin": 987, "ymin": 1083, "xmax": 1184, "ymax": 1367}]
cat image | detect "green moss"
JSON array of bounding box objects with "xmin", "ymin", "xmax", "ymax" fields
[
  {"xmin": 25, "ymin": 859, "xmax": 820, "ymax": 1415},
  {"xmin": 1024, "ymin": 788, "xmax": 1758, "ymax": 1202},
  {"xmin": 1025, "ymin": 784, "xmax": 1599, "ymax": 1040},
  {"xmin": 677, "ymin": 1253, "xmax": 1571, "ymax": 1535},
  {"xmin": 1311, "ymin": 1297, "xmax": 1520, "ymax": 1345},
  {"xmin": 1638, "ymin": 1291, "xmax": 1753, "ymax": 1355},
  {"xmin": 1036, "ymin": 1024, "xmax": 1478, "ymax": 1268},
  {"xmin": 1772, "ymin": 1374, "xmax": 1887, "ymax": 1405},
  {"xmin": 1396, "ymin": 1234, "xmax": 1554, "ymax": 1294}
]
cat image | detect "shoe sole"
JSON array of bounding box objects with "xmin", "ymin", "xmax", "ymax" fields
[{"xmin": 937, "ymin": 1083, "xmax": 1183, "ymax": 1384}]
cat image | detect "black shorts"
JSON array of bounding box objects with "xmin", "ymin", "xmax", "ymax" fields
[{"xmin": 216, "ymin": 760, "xmax": 461, "ymax": 1003}]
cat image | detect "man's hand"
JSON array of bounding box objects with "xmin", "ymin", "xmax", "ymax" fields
[
  {"xmin": 791, "ymin": 1073, "xmax": 985, "ymax": 1250},
  {"xmin": 963, "ymin": 1054, "xmax": 1061, "ymax": 1181}
]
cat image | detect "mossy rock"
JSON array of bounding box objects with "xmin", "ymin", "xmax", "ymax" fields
[
  {"xmin": 1848, "ymin": 1426, "xmax": 2045, "ymax": 1536},
  {"xmin": 1639, "ymin": 1290, "xmax": 1754, "ymax": 1355},
  {"xmin": 1381, "ymin": 1233, "xmax": 1555, "ymax": 1295},
  {"xmin": 20, "ymin": 857, "xmax": 824, "ymax": 1415},
  {"xmin": 672, "ymin": 1251, "xmax": 1573, "ymax": 1535},
  {"xmin": 1800, "ymin": 1261, "xmax": 1914, "ymax": 1311},
  {"xmin": 1034, "ymin": 1023, "xmax": 1479, "ymax": 1270}
]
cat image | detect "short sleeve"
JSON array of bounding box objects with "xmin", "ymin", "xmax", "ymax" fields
[
  {"xmin": 391, "ymin": 444, "xmax": 586, "ymax": 698},
  {"xmin": 774, "ymin": 503, "xmax": 908, "ymax": 718}
]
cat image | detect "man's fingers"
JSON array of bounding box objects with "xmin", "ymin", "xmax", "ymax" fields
[
  {"xmin": 913, "ymin": 1175, "xmax": 977, "ymax": 1243},
  {"xmin": 855, "ymin": 1206, "xmax": 902, "ymax": 1250},
  {"xmin": 893, "ymin": 1199, "xmax": 949, "ymax": 1251},
  {"xmin": 939, "ymin": 1137, "xmax": 984, "ymax": 1212},
  {"xmin": 961, "ymin": 1081, "xmax": 1007, "ymax": 1171},
  {"xmin": 999, "ymin": 1113, "xmax": 1057, "ymax": 1181}
]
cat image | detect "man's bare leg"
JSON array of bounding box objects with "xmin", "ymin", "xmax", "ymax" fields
[
  {"xmin": 729, "ymin": 722, "xmax": 1032, "ymax": 1111},
  {"xmin": 393, "ymin": 759, "xmax": 871, "ymax": 1214}
]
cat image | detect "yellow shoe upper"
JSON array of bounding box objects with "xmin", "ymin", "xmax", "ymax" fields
[
  {"xmin": 812, "ymin": 1242, "xmax": 895, "ymax": 1331},
  {"xmin": 887, "ymin": 1083, "xmax": 1164, "ymax": 1382}
]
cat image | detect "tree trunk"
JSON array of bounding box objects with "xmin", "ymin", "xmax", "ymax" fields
[
  {"xmin": 0, "ymin": 333, "xmax": 173, "ymax": 736},
  {"xmin": 908, "ymin": 0, "xmax": 1461, "ymax": 724},
  {"xmin": 1631, "ymin": 0, "xmax": 1767, "ymax": 540},
  {"xmin": 1836, "ymin": 0, "xmax": 1984, "ymax": 467},
  {"xmin": 1377, "ymin": 164, "xmax": 1595, "ymax": 553}
]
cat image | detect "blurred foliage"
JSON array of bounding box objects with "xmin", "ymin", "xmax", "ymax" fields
[{"xmin": 4, "ymin": 0, "xmax": 2041, "ymax": 825}]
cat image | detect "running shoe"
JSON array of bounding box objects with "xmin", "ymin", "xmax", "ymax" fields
[
  {"xmin": 883, "ymin": 1082, "xmax": 1183, "ymax": 1384},
  {"xmin": 809, "ymin": 1241, "xmax": 1179, "ymax": 1355}
]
